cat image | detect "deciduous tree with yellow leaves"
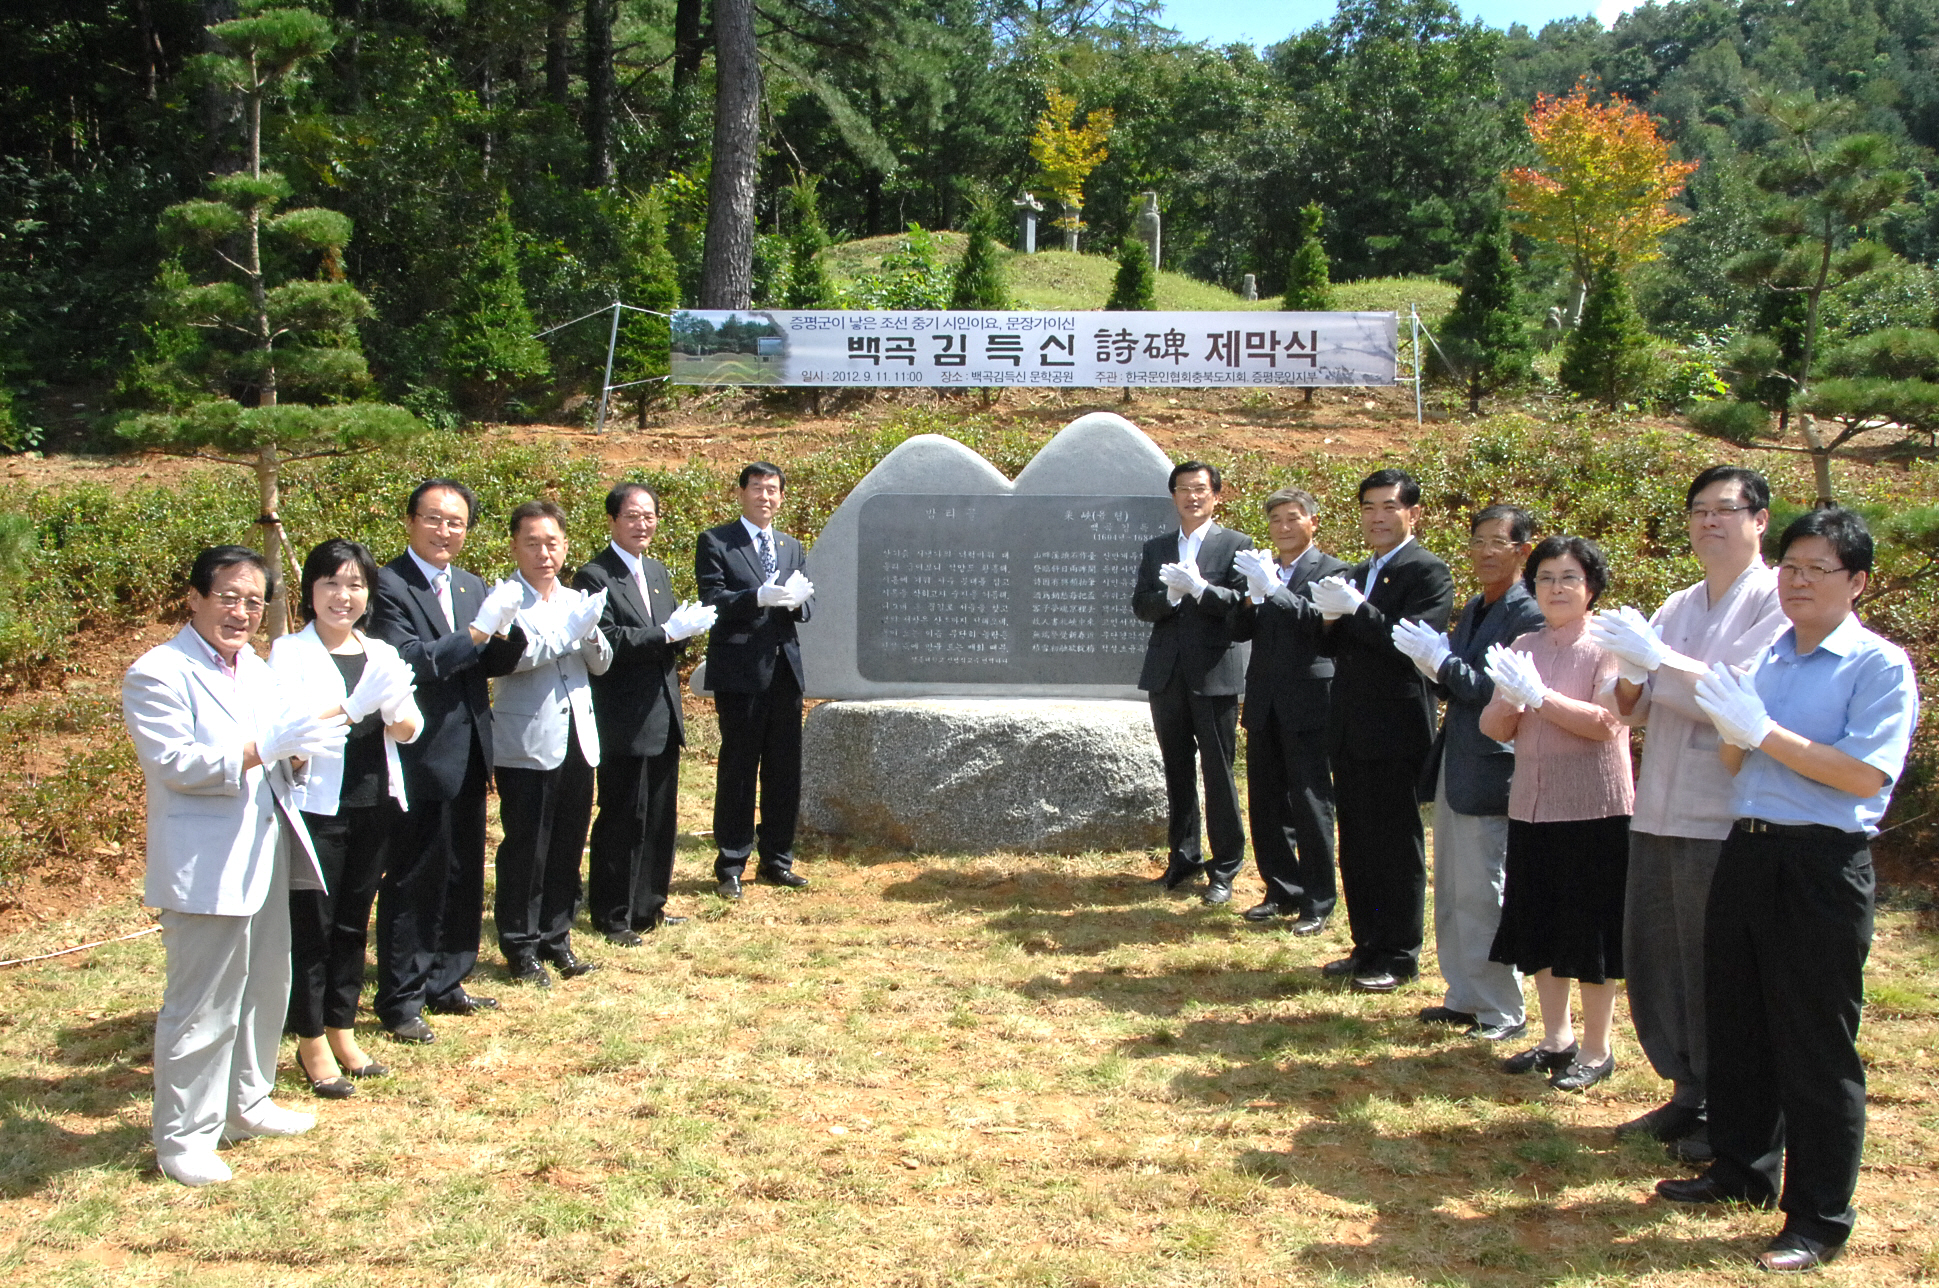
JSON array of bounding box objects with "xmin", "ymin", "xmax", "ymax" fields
[{"xmin": 1030, "ymin": 89, "xmax": 1114, "ymax": 252}]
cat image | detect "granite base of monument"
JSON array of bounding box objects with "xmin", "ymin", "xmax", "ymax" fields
[{"xmin": 800, "ymin": 699, "xmax": 1166, "ymax": 855}]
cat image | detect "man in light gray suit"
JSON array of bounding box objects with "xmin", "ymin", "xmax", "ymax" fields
[
  {"xmin": 123, "ymin": 546, "xmax": 345, "ymax": 1187},
  {"xmin": 491, "ymin": 501, "xmax": 614, "ymax": 987}
]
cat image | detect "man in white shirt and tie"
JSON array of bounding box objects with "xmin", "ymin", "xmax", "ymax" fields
[{"xmin": 368, "ymin": 479, "xmax": 526, "ymax": 1044}]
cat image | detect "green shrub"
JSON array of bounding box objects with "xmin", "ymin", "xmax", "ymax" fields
[{"xmin": 1689, "ymin": 399, "xmax": 1773, "ymax": 443}]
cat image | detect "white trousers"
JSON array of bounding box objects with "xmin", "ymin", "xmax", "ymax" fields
[
  {"xmin": 152, "ymin": 844, "xmax": 293, "ymax": 1159},
  {"xmin": 1432, "ymin": 766, "xmax": 1525, "ymax": 1027}
]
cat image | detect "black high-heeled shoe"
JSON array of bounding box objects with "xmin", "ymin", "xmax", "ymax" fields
[
  {"xmin": 1500, "ymin": 1041, "xmax": 1579, "ymax": 1075},
  {"xmin": 296, "ymin": 1049, "xmax": 356, "ymax": 1100},
  {"xmin": 340, "ymin": 1058, "xmax": 390, "ymax": 1079}
]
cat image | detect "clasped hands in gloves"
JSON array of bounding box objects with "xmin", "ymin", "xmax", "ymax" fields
[
  {"xmin": 1693, "ymin": 661, "xmax": 1774, "ymax": 750},
  {"xmin": 1483, "ymin": 644, "xmax": 1549, "ymax": 711},
  {"xmin": 340, "ymin": 651, "xmax": 417, "ymax": 724},
  {"xmin": 1309, "ymin": 575, "xmax": 1367, "ymax": 620},
  {"xmin": 561, "ymin": 588, "xmax": 608, "ymax": 643},
  {"xmin": 470, "ymin": 577, "xmax": 525, "ymax": 637},
  {"xmin": 1390, "ymin": 617, "xmax": 1450, "ymax": 680},
  {"xmin": 258, "ymin": 700, "xmax": 350, "ymax": 764},
  {"xmin": 1158, "ymin": 560, "xmax": 1212, "ymax": 604},
  {"xmin": 756, "ymin": 569, "xmax": 814, "ymax": 610},
  {"xmin": 1233, "ymin": 547, "xmax": 1280, "ymax": 602},
  {"xmin": 661, "ymin": 599, "xmax": 718, "ymax": 642},
  {"xmin": 1586, "ymin": 604, "xmax": 1704, "ymax": 686}
]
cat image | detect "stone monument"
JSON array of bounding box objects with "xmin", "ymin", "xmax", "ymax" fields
[
  {"xmin": 1242, "ymin": 273, "xmax": 1258, "ymax": 301},
  {"xmin": 1013, "ymin": 191, "xmax": 1044, "ymax": 254},
  {"xmin": 795, "ymin": 412, "xmax": 1190, "ymax": 854},
  {"xmin": 1135, "ymin": 192, "xmax": 1161, "ymax": 271}
]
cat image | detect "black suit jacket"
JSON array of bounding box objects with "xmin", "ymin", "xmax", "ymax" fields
[
  {"xmin": 1423, "ymin": 582, "xmax": 1545, "ymax": 814},
  {"xmin": 574, "ymin": 545, "xmax": 687, "ymax": 759},
  {"xmin": 369, "ymin": 554, "xmax": 526, "ymax": 802},
  {"xmin": 1230, "ymin": 546, "xmax": 1351, "ymax": 733},
  {"xmin": 696, "ymin": 520, "xmax": 810, "ymax": 694},
  {"xmin": 1131, "ymin": 524, "xmax": 1253, "ymax": 697},
  {"xmin": 1322, "ymin": 539, "xmax": 1456, "ymax": 763}
]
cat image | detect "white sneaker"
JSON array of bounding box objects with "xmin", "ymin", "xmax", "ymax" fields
[
  {"xmin": 222, "ymin": 1101, "xmax": 315, "ymax": 1143},
  {"xmin": 158, "ymin": 1150, "xmax": 233, "ymax": 1186}
]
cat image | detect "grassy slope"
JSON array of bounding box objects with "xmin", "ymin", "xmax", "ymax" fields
[{"xmin": 820, "ymin": 232, "xmax": 1459, "ymax": 322}]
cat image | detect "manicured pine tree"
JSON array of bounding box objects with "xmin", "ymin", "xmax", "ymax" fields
[
  {"xmin": 782, "ymin": 176, "xmax": 840, "ymax": 309},
  {"xmin": 1559, "ymin": 263, "xmax": 1654, "ymax": 407},
  {"xmin": 1283, "ymin": 203, "xmax": 1332, "ymax": 310},
  {"xmin": 1105, "ymin": 236, "xmax": 1156, "ymax": 310},
  {"xmin": 949, "ymin": 198, "xmax": 1010, "ymax": 310},
  {"xmin": 444, "ymin": 194, "xmax": 551, "ymax": 421},
  {"xmin": 614, "ymin": 187, "xmax": 683, "ymax": 427},
  {"xmin": 1440, "ymin": 211, "xmax": 1532, "ymax": 413}
]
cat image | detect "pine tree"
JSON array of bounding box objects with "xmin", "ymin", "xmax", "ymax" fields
[
  {"xmin": 1283, "ymin": 203, "xmax": 1331, "ymax": 310},
  {"xmin": 444, "ymin": 195, "xmax": 551, "ymax": 421},
  {"xmin": 782, "ymin": 176, "xmax": 840, "ymax": 309},
  {"xmin": 1439, "ymin": 212, "xmax": 1531, "ymax": 413},
  {"xmin": 948, "ymin": 199, "xmax": 1009, "ymax": 311},
  {"xmin": 1559, "ymin": 264, "xmax": 1655, "ymax": 407},
  {"xmin": 1105, "ymin": 236, "xmax": 1155, "ymax": 310},
  {"xmin": 614, "ymin": 187, "xmax": 683, "ymax": 427}
]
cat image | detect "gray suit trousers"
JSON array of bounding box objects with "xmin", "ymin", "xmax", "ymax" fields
[
  {"xmin": 1624, "ymin": 831, "xmax": 1722, "ymax": 1109},
  {"xmin": 152, "ymin": 843, "xmax": 293, "ymax": 1159},
  {"xmin": 1432, "ymin": 764, "xmax": 1524, "ymax": 1027}
]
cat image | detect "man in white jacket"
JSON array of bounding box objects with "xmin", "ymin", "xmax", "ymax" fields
[
  {"xmin": 123, "ymin": 546, "xmax": 344, "ymax": 1186},
  {"xmin": 491, "ymin": 501, "xmax": 613, "ymax": 986}
]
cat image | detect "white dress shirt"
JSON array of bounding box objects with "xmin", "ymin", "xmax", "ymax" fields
[
  {"xmin": 608, "ymin": 540, "xmax": 655, "ymax": 620},
  {"xmin": 406, "ymin": 546, "xmax": 455, "ymax": 631},
  {"xmin": 1363, "ymin": 535, "xmax": 1413, "ymax": 592}
]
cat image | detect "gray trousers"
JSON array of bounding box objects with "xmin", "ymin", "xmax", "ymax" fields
[
  {"xmin": 1431, "ymin": 767, "xmax": 1524, "ymax": 1028},
  {"xmin": 1624, "ymin": 831, "xmax": 1721, "ymax": 1110},
  {"xmin": 152, "ymin": 847, "xmax": 293, "ymax": 1159}
]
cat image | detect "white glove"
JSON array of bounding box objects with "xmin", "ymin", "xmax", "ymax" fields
[
  {"xmin": 662, "ymin": 600, "xmax": 718, "ymax": 642},
  {"xmin": 756, "ymin": 575, "xmax": 803, "ymax": 608},
  {"xmin": 258, "ymin": 703, "xmax": 350, "ymax": 763},
  {"xmin": 1235, "ymin": 548, "xmax": 1278, "ymax": 602},
  {"xmin": 1310, "ymin": 575, "xmax": 1367, "ymax": 621},
  {"xmin": 472, "ymin": 578, "xmax": 524, "ymax": 636},
  {"xmin": 1159, "ymin": 561, "xmax": 1212, "ymax": 603},
  {"xmin": 341, "ymin": 655, "xmax": 411, "ymax": 722},
  {"xmin": 1587, "ymin": 606, "xmax": 1690, "ymax": 685},
  {"xmin": 382, "ymin": 690, "xmax": 422, "ymax": 733},
  {"xmin": 1694, "ymin": 661, "xmax": 1775, "ymax": 750},
  {"xmin": 1484, "ymin": 644, "xmax": 1547, "ymax": 711},
  {"xmin": 374, "ymin": 653, "xmax": 418, "ymax": 724},
  {"xmin": 782, "ymin": 569, "xmax": 814, "ymax": 604},
  {"xmin": 1391, "ymin": 618, "xmax": 1451, "ymax": 680},
  {"xmin": 563, "ymin": 588, "xmax": 608, "ymax": 642}
]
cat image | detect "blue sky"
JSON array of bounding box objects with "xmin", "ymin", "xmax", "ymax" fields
[{"xmin": 1157, "ymin": 0, "xmax": 1635, "ymax": 46}]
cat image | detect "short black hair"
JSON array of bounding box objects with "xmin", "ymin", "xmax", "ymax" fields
[
  {"xmin": 189, "ymin": 545, "xmax": 276, "ymax": 598},
  {"xmin": 408, "ymin": 478, "xmax": 479, "ymax": 525},
  {"xmin": 606, "ymin": 481, "xmax": 660, "ymax": 518},
  {"xmin": 1358, "ymin": 467, "xmax": 1420, "ymax": 507},
  {"xmin": 298, "ymin": 539, "xmax": 379, "ymax": 628},
  {"xmin": 1169, "ymin": 460, "xmax": 1221, "ymax": 493},
  {"xmin": 509, "ymin": 498, "xmax": 569, "ymax": 538},
  {"xmin": 739, "ymin": 461, "xmax": 785, "ymax": 490},
  {"xmin": 1776, "ymin": 505, "xmax": 1874, "ymax": 578},
  {"xmin": 1523, "ymin": 534, "xmax": 1609, "ymax": 607},
  {"xmin": 1685, "ymin": 465, "xmax": 1770, "ymax": 514},
  {"xmin": 1471, "ymin": 504, "xmax": 1536, "ymax": 544}
]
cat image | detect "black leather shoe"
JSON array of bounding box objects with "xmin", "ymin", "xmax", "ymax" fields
[
  {"xmin": 1351, "ymin": 970, "xmax": 1403, "ymax": 992},
  {"xmin": 758, "ymin": 868, "xmax": 809, "ymax": 888},
  {"xmin": 541, "ymin": 946, "xmax": 598, "ymax": 979},
  {"xmin": 1242, "ymin": 900, "xmax": 1289, "ymax": 921},
  {"xmin": 604, "ymin": 928, "xmax": 644, "ymax": 947},
  {"xmin": 1615, "ymin": 1102, "xmax": 1705, "ymax": 1143},
  {"xmin": 1320, "ymin": 956, "xmax": 1361, "ymax": 978},
  {"xmin": 1757, "ymin": 1233, "xmax": 1841, "ymax": 1273},
  {"xmin": 1290, "ymin": 914, "xmax": 1328, "ymax": 936},
  {"xmin": 1501, "ymin": 1041, "xmax": 1578, "ymax": 1075},
  {"xmin": 426, "ymin": 989, "xmax": 499, "ymax": 1016},
  {"xmin": 645, "ymin": 915, "xmax": 689, "ymax": 929},
  {"xmin": 506, "ymin": 956, "xmax": 552, "ymax": 988},
  {"xmin": 1549, "ymin": 1054, "xmax": 1615, "ymax": 1091},
  {"xmin": 1670, "ymin": 1124, "xmax": 1714, "ymax": 1164},
  {"xmin": 717, "ymin": 876, "xmax": 743, "ymax": 900},
  {"xmin": 1202, "ymin": 883, "xmax": 1232, "ymax": 906},
  {"xmin": 1418, "ymin": 1006, "xmax": 1479, "ymax": 1026},
  {"xmin": 1653, "ymin": 1173, "xmax": 1776, "ymax": 1208},
  {"xmin": 1468, "ymin": 1020, "xmax": 1528, "ymax": 1042},
  {"xmin": 1154, "ymin": 860, "xmax": 1205, "ymax": 890},
  {"xmin": 387, "ymin": 1016, "xmax": 437, "ymax": 1045}
]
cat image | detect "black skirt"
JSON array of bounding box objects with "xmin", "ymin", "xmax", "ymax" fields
[{"xmin": 1489, "ymin": 814, "xmax": 1631, "ymax": 984}]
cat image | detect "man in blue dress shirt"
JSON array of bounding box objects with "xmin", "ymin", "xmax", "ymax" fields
[{"xmin": 1655, "ymin": 506, "xmax": 1919, "ymax": 1274}]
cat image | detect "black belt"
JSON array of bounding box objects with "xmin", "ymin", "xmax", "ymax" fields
[{"xmin": 1734, "ymin": 817, "xmax": 1863, "ymax": 840}]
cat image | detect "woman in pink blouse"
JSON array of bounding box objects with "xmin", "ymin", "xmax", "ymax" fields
[{"xmin": 1479, "ymin": 535, "xmax": 1634, "ymax": 1092}]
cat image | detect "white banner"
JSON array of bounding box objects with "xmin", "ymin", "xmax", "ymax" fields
[{"xmin": 670, "ymin": 309, "xmax": 1397, "ymax": 388}]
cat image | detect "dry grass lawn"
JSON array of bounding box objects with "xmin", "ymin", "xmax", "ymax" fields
[{"xmin": 0, "ymin": 755, "xmax": 1935, "ymax": 1287}]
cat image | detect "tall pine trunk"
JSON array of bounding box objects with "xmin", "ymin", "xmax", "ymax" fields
[
  {"xmin": 584, "ymin": 0, "xmax": 615, "ymax": 188},
  {"xmin": 701, "ymin": 0, "xmax": 758, "ymax": 308},
  {"xmin": 544, "ymin": 0, "xmax": 573, "ymax": 105}
]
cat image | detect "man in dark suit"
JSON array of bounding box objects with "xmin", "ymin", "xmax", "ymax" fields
[
  {"xmin": 696, "ymin": 462, "xmax": 813, "ymax": 900},
  {"xmin": 1132, "ymin": 460, "xmax": 1254, "ymax": 905},
  {"xmin": 1311, "ymin": 467, "xmax": 1456, "ymax": 992},
  {"xmin": 368, "ymin": 479, "xmax": 525, "ymax": 1044},
  {"xmin": 575, "ymin": 483, "xmax": 716, "ymax": 944},
  {"xmin": 1395, "ymin": 504, "xmax": 1542, "ymax": 1038},
  {"xmin": 1229, "ymin": 488, "xmax": 1349, "ymax": 933}
]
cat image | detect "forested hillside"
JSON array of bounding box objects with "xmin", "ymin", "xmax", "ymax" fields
[{"xmin": 6, "ymin": 0, "xmax": 1939, "ymax": 436}]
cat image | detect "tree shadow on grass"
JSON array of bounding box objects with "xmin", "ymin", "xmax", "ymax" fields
[{"xmin": 0, "ymin": 1010, "xmax": 157, "ymax": 1195}]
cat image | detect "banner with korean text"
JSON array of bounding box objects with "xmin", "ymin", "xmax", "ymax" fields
[{"xmin": 669, "ymin": 309, "xmax": 1398, "ymax": 388}]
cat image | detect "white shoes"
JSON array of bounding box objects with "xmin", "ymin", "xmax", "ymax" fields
[
  {"xmin": 158, "ymin": 1150, "xmax": 233, "ymax": 1187},
  {"xmin": 221, "ymin": 1101, "xmax": 316, "ymax": 1144}
]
